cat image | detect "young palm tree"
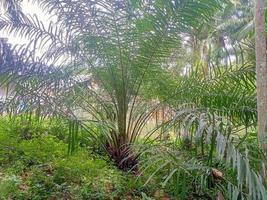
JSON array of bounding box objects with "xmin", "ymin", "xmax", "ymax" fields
[{"xmin": 0, "ymin": 0, "xmax": 224, "ymax": 170}]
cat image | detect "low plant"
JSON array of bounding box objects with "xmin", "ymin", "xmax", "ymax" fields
[
  {"xmin": 140, "ymin": 107, "xmax": 267, "ymax": 200},
  {"xmin": 0, "ymin": 116, "xmax": 157, "ymax": 199}
]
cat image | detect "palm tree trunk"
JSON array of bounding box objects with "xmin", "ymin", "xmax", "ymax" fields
[
  {"xmin": 255, "ymin": 0, "xmax": 267, "ymax": 149},
  {"xmin": 202, "ymin": 41, "xmax": 210, "ymax": 76}
]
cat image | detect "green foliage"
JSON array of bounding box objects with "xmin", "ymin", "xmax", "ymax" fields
[
  {"xmin": 140, "ymin": 107, "xmax": 266, "ymax": 200},
  {"xmin": 0, "ymin": 175, "xmax": 22, "ymax": 199},
  {"xmin": 0, "ymin": 115, "xmax": 68, "ymax": 140},
  {"xmin": 0, "ymin": 0, "xmax": 266, "ymax": 199},
  {"xmin": 67, "ymin": 120, "xmax": 79, "ymax": 155},
  {"xmin": 0, "ymin": 116, "xmax": 157, "ymax": 199},
  {"xmin": 0, "ymin": 0, "xmax": 231, "ymax": 172}
]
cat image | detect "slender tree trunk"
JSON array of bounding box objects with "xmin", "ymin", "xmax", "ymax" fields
[
  {"xmin": 192, "ymin": 35, "xmax": 201, "ymax": 68},
  {"xmin": 202, "ymin": 41, "xmax": 210, "ymax": 76},
  {"xmin": 255, "ymin": 0, "xmax": 267, "ymax": 149}
]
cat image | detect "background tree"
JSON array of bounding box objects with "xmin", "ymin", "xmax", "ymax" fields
[{"xmin": 255, "ymin": 0, "xmax": 267, "ymax": 149}]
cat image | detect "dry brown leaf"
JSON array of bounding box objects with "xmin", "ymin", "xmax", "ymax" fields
[{"xmin": 212, "ymin": 168, "xmax": 224, "ymax": 180}]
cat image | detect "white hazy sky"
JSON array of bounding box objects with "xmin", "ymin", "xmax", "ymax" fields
[
  {"xmin": 0, "ymin": 0, "xmax": 54, "ymax": 46},
  {"xmin": 0, "ymin": 0, "xmax": 66, "ymax": 65}
]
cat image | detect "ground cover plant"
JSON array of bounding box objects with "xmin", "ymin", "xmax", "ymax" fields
[{"xmin": 0, "ymin": 116, "xmax": 163, "ymax": 199}]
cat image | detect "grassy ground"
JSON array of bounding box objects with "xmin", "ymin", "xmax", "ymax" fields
[{"xmin": 0, "ymin": 116, "xmax": 163, "ymax": 200}]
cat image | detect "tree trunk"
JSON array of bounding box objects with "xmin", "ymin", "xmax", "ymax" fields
[
  {"xmin": 255, "ymin": 0, "xmax": 267, "ymax": 149},
  {"xmin": 202, "ymin": 41, "xmax": 210, "ymax": 76}
]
